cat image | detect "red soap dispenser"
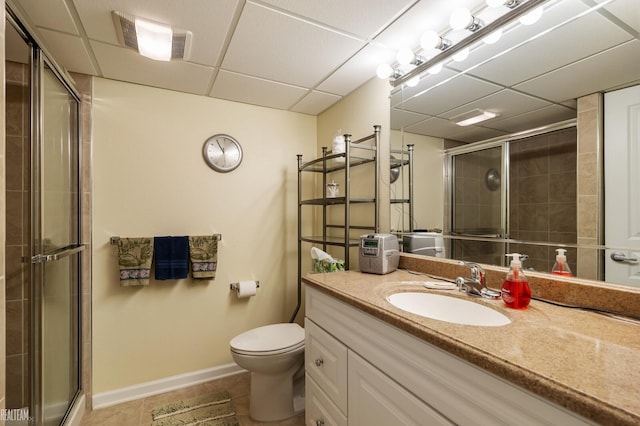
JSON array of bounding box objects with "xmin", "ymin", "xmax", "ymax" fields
[
  {"xmin": 501, "ymin": 253, "xmax": 531, "ymax": 309},
  {"xmin": 551, "ymin": 248, "xmax": 573, "ymax": 277}
]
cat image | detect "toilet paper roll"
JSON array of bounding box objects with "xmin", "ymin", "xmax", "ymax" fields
[{"xmin": 237, "ymin": 280, "xmax": 257, "ymax": 298}]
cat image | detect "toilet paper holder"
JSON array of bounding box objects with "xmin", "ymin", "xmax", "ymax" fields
[{"xmin": 230, "ymin": 281, "xmax": 260, "ymax": 291}]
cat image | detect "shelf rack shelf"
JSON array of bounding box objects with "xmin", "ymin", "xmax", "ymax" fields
[{"xmin": 297, "ymin": 125, "xmax": 381, "ymax": 282}]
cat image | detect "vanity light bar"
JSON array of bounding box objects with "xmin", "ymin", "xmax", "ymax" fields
[{"xmin": 392, "ymin": 0, "xmax": 552, "ymax": 87}]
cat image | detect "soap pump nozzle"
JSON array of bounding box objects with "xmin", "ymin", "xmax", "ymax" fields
[
  {"xmin": 506, "ymin": 253, "xmax": 522, "ymax": 268},
  {"xmin": 552, "ymin": 248, "xmax": 572, "ymax": 276}
]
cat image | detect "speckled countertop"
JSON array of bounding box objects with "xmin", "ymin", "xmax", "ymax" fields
[{"xmin": 302, "ymin": 268, "xmax": 640, "ymax": 426}]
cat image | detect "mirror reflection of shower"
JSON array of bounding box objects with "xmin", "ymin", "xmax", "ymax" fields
[{"xmin": 447, "ymin": 124, "xmax": 577, "ymax": 272}]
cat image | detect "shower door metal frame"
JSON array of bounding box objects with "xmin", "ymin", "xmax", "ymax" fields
[{"xmin": 7, "ymin": 8, "xmax": 85, "ymax": 424}]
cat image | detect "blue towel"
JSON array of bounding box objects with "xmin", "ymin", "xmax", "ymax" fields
[{"xmin": 154, "ymin": 236, "xmax": 189, "ymax": 280}]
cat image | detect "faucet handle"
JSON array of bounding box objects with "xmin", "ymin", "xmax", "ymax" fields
[{"xmin": 460, "ymin": 261, "xmax": 485, "ymax": 282}]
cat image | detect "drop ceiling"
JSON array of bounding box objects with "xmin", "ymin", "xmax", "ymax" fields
[{"xmin": 6, "ymin": 0, "xmax": 640, "ymax": 143}]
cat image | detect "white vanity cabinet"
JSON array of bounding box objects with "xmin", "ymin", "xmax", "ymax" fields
[{"xmin": 305, "ymin": 286, "xmax": 597, "ymax": 426}]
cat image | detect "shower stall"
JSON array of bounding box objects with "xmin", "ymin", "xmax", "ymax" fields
[
  {"xmin": 5, "ymin": 11, "xmax": 84, "ymax": 425},
  {"xmin": 445, "ymin": 122, "xmax": 578, "ymax": 273}
]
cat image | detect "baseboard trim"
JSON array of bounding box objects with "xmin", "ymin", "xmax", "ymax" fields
[{"xmin": 92, "ymin": 363, "xmax": 245, "ymax": 409}]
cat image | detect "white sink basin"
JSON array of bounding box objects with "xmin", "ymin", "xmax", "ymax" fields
[{"xmin": 387, "ymin": 292, "xmax": 511, "ymax": 327}]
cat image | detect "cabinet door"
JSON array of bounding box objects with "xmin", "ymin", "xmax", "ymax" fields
[
  {"xmin": 305, "ymin": 318, "xmax": 348, "ymax": 414},
  {"xmin": 348, "ymin": 352, "xmax": 454, "ymax": 426},
  {"xmin": 306, "ymin": 374, "xmax": 348, "ymax": 426}
]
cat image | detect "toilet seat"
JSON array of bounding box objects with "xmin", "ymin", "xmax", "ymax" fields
[{"xmin": 230, "ymin": 323, "xmax": 305, "ymax": 356}]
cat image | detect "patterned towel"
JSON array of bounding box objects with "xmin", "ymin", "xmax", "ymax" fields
[
  {"xmin": 117, "ymin": 238, "xmax": 154, "ymax": 286},
  {"xmin": 154, "ymin": 236, "xmax": 190, "ymax": 280},
  {"xmin": 189, "ymin": 235, "xmax": 219, "ymax": 279}
]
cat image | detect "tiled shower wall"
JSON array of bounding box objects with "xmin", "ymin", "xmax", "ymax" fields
[
  {"xmin": 509, "ymin": 128, "xmax": 578, "ymax": 273},
  {"xmin": 5, "ymin": 60, "xmax": 29, "ymax": 410}
]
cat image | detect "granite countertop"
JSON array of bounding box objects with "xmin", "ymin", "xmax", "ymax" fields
[{"xmin": 302, "ymin": 269, "xmax": 640, "ymax": 426}]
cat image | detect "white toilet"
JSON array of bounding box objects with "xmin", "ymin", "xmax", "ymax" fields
[{"xmin": 230, "ymin": 323, "xmax": 305, "ymax": 422}]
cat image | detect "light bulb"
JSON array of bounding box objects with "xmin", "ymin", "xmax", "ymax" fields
[
  {"xmin": 483, "ymin": 28, "xmax": 502, "ymax": 44},
  {"xmin": 376, "ymin": 63, "xmax": 393, "ymax": 79},
  {"xmin": 486, "ymin": 0, "xmax": 504, "ymax": 7},
  {"xmin": 397, "ymin": 47, "xmax": 415, "ymax": 65},
  {"xmin": 450, "ymin": 8, "xmax": 472, "ymax": 30},
  {"xmin": 452, "ymin": 48, "xmax": 469, "ymax": 62},
  {"xmin": 406, "ymin": 76, "xmax": 420, "ymax": 87},
  {"xmin": 519, "ymin": 6, "xmax": 543, "ymax": 25},
  {"xmin": 420, "ymin": 30, "xmax": 440, "ymax": 50},
  {"xmin": 428, "ymin": 63, "xmax": 442, "ymax": 75},
  {"xmin": 135, "ymin": 18, "xmax": 172, "ymax": 61}
]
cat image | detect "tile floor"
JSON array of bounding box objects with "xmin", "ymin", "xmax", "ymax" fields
[{"xmin": 81, "ymin": 372, "xmax": 305, "ymax": 426}]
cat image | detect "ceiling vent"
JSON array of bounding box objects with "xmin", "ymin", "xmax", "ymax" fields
[{"xmin": 111, "ymin": 11, "xmax": 192, "ymax": 61}]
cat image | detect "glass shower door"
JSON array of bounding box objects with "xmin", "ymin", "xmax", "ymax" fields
[
  {"xmin": 450, "ymin": 146, "xmax": 506, "ymax": 266},
  {"xmin": 32, "ymin": 61, "xmax": 83, "ymax": 425}
]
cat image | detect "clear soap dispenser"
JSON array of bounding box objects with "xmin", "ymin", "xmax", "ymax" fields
[
  {"xmin": 552, "ymin": 248, "xmax": 573, "ymax": 277},
  {"xmin": 501, "ymin": 253, "xmax": 531, "ymax": 309}
]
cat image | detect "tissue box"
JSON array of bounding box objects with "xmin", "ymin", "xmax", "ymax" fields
[{"xmin": 313, "ymin": 258, "xmax": 345, "ymax": 273}]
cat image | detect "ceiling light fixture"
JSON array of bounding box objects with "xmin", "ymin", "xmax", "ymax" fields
[
  {"xmin": 112, "ymin": 11, "xmax": 193, "ymax": 61},
  {"xmin": 387, "ymin": 0, "xmax": 551, "ymax": 87},
  {"xmin": 420, "ymin": 30, "xmax": 452, "ymax": 51},
  {"xmin": 450, "ymin": 8, "xmax": 484, "ymax": 32},
  {"xmin": 134, "ymin": 18, "xmax": 172, "ymax": 61},
  {"xmin": 519, "ymin": 5, "xmax": 544, "ymax": 25},
  {"xmin": 452, "ymin": 109, "xmax": 499, "ymax": 126},
  {"xmin": 487, "ymin": 0, "xmax": 522, "ymax": 8},
  {"xmin": 483, "ymin": 28, "xmax": 503, "ymax": 44}
]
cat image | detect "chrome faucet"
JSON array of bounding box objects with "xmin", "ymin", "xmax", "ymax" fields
[{"xmin": 456, "ymin": 262, "xmax": 501, "ymax": 300}]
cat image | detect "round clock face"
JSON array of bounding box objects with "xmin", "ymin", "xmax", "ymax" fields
[{"xmin": 202, "ymin": 134, "xmax": 243, "ymax": 172}]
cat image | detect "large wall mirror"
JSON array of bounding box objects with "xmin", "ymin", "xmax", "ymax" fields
[{"xmin": 389, "ymin": 0, "xmax": 640, "ymax": 287}]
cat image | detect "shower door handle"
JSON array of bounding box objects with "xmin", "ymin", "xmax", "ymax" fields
[
  {"xmin": 610, "ymin": 252, "xmax": 638, "ymax": 263},
  {"xmin": 30, "ymin": 243, "xmax": 86, "ymax": 263}
]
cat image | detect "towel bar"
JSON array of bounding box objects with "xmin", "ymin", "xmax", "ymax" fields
[{"xmin": 110, "ymin": 234, "xmax": 222, "ymax": 245}]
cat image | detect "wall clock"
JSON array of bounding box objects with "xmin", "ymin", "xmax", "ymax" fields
[{"xmin": 202, "ymin": 134, "xmax": 243, "ymax": 172}]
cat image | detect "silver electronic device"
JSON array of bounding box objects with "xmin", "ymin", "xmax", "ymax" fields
[{"xmin": 359, "ymin": 234, "xmax": 400, "ymax": 275}]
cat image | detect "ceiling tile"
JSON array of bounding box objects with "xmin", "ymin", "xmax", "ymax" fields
[
  {"xmin": 74, "ymin": 0, "xmax": 240, "ymax": 67},
  {"xmin": 317, "ymin": 44, "xmax": 396, "ymax": 95},
  {"xmin": 256, "ymin": 0, "xmax": 417, "ymax": 39},
  {"xmin": 440, "ymin": 89, "xmax": 555, "ymax": 121},
  {"xmin": 404, "ymin": 116, "xmax": 506, "ymax": 143},
  {"xmin": 38, "ymin": 29, "xmax": 97, "ymax": 75},
  {"xmin": 514, "ymin": 40, "xmax": 640, "ymax": 102},
  {"xmin": 91, "ymin": 41, "xmax": 215, "ymax": 95},
  {"xmin": 210, "ymin": 70, "xmax": 309, "ymax": 110},
  {"xmin": 603, "ymin": 0, "xmax": 640, "ymax": 33},
  {"xmin": 18, "ymin": 0, "xmax": 80, "ymax": 34},
  {"xmin": 466, "ymin": 3, "xmax": 633, "ymax": 88},
  {"xmin": 390, "ymin": 108, "xmax": 427, "ymax": 131},
  {"xmin": 486, "ymin": 104, "xmax": 576, "ymax": 134},
  {"xmin": 221, "ymin": 2, "xmax": 365, "ymax": 87},
  {"xmin": 290, "ymin": 91, "xmax": 342, "ymax": 115},
  {"xmin": 402, "ymin": 74, "xmax": 503, "ymax": 116}
]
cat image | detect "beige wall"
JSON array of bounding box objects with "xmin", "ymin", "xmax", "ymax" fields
[
  {"xmin": 92, "ymin": 78, "xmax": 316, "ymax": 393},
  {"xmin": 317, "ymin": 77, "xmax": 391, "ymax": 235},
  {"xmin": 390, "ymin": 130, "xmax": 444, "ymax": 233}
]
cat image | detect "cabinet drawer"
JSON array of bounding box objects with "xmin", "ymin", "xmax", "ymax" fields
[
  {"xmin": 305, "ymin": 318, "xmax": 348, "ymax": 414},
  {"xmin": 305, "ymin": 374, "xmax": 347, "ymax": 426}
]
